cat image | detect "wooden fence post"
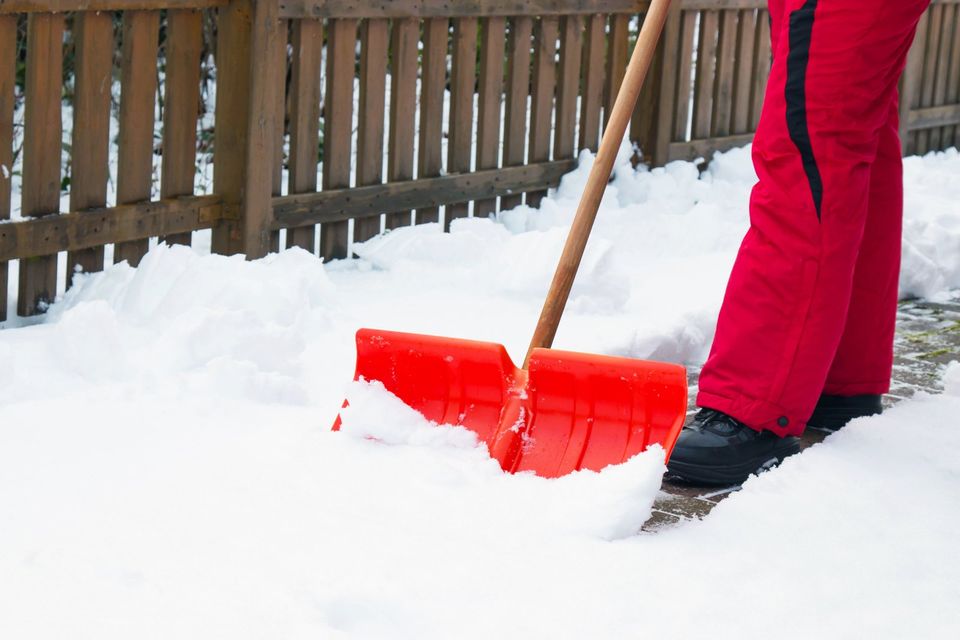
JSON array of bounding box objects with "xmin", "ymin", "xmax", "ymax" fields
[{"xmin": 213, "ymin": 0, "xmax": 280, "ymax": 259}]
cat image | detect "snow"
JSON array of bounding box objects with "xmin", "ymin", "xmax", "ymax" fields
[{"xmin": 1, "ymin": 144, "xmax": 960, "ymax": 638}]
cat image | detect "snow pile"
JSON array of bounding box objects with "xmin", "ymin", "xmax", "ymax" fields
[{"xmin": 1, "ymin": 145, "xmax": 959, "ymax": 638}]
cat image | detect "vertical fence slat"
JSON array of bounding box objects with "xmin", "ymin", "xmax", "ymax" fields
[
  {"xmin": 355, "ymin": 18, "xmax": 388, "ymax": 244},
  {"xmin": 212, "ymin": 0, "xmax": 252, "ymax": 256},
  {"xmin": 67, "ymin": 12, "xmax": 113, "ymax": 286},
  {"xmin": 673, "ymin": 10, "xmax": 697, "ymax": 141},
  {"xmin": 161, "ymin": 9, "xmax": 203, "ymax": 247},
  {"xmin": 899, "ymin": 10, "xmax": 927, "ymax": 155},
  {"xmin": 604, "ymin": 13, "xmax": 629, "ymax": 130},
  {"xmin": 750, "ymin": 8, "xmax": 770, "ymax": 131},
  {"xmin": 416, "ymin": 17, "xmax": 448, "ymax": 226},
  {"xmin": 924, "ymin": 4, "xmax": 949, "ymax": 151},
  {"xmin": 240, "ymin": 0, "xmax": 282, "ymax": 260},
  {"xmin": 502, "ymin": 16, "xmax": 532, "ymax": 211},
  {"xmin": 0, "ymin": 16, "xmax": 13, "ymax": 321},
  {"xmin": 286, "ymin": 18, "xmax": 322, "ymax": 251},
  {"xmin": 19, "ymin": 13, "xmax": 64, "ymax": 316},
  {"xmin": 555, "ymin": 14, "xmax": 583, "ymax": 160},
  {"xmin": 474, "ymin": 16, "xmax": 506, "ymax": 218},
  {"xmin": 114, "ymin": 10, "xmax": 160, "ymax": 267},
  {"xmin": 632, "ymin": 7, "xmax": 665, "ymax": 162},
  {"xmin": 731, "ymin": 8, "xmax": 756, "ymax": 135},
  {"xmin": 578, "ymin": 13, "xmax": 605, "ymax": 153},
  {"xmin": 946, "ymin": 5, "xmax": 960, "ymax": 148},
  {"xmin": 711, "ymin": 10, "xmax": 738, "ymax": 137},
  {"xmin": 932, "ymin": 3, "xmax": 956, "ymax": 147},
  {"xmin": 270, "ymin": 18, "xmax": 288, "ymax": 253},
  {"xmin": 917, "ymin": 9, "xmax": 941, "ymax": 155},
  {"xmin": 446, "ymin": 17, "xmax": 477, "ymax": 228},
  {"xmin": 527, "ymin": 16, "xmax": 558, "ymax": 208},
  {"xmin": 386, "ymin": 17, "xmax": 418, "ymax": 229},
  {"xmin": 320, "ymin": 17, "xmax": 356, "ymax": 260},
  {"xmin": 692, "ymin": 9, "xmax": 719, "ymax": 141},
  {"xmin": 653, "ymin": 3, "xmax": 682, "ymax": 165}
]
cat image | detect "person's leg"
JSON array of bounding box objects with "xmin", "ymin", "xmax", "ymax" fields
[
  {"xmin": 807, "ymin": 95, "xmax": 903, "ymax": 428},
  {"xmin": 695, "ymin": 0, "xmax": 929, "ymax": 438},
  {"xmin": 822, "ymin": 95, "xmax": 903, "ymax": 397}
]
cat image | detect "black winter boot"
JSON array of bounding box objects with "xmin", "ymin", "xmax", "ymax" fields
[
  {"xmin": 666, "ymin": 409, "xmax": 801, "ymax": 485},
  {"xmin": 807, "ymin": 394, "xmax": 882, "ymax": 431}
]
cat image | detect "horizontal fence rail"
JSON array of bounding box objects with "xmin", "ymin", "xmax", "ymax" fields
[{"xmin": 0, "ymin": 0, "xmax": 957, "ymax": 321}]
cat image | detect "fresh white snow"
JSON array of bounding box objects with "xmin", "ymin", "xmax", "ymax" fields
[{"xmin": 1, "ymin": 144, "xmax": 959, "ymax": 638}]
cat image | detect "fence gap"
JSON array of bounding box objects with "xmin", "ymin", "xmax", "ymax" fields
[{"xmin": 0, "ymin": 16, "xmax": 13, "ymax": 322}]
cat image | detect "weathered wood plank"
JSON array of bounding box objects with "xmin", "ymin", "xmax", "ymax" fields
[
  {"xmin": 66, "ymin": 11, "xmax": 112, "ymax": 286},
  {"xmin": 114, "ymin": 10, "xmax": 160, "ymax": 267},
  {"xmin": 474, "ymin": 16, "xmax": 506, "ymax": 218},
  {"xmin": 927, "ymin": 3, "xmax": 948, "ymax": 150},
  {"xmin": 632, "ymin": 7, "xmax": 666, "ymax": 162},
  {"xmin": 286, "ymin": 18, "xmax": 322, "ymax": 251},
  {"xmin": 273, "ymin": 160, "xmax": 577, "ymax": 229},
  {"xmin": 446, "ymin": 16, "xmax": 477, "ymax": 228},
  {"xmin": 653, "ymin": 2, "xmax": 682, "ymax": 164},
  {"xmin": 212, "ymin": 0, "xmax": 252, "ymax": 255},
  {"xmin": 319, "ymin": 17, "xmax": 356, "ymax": 260},
  {"xmin": 692, "ymin": 9, "xmax": 719, "ymax": 140},
  {"xmin": 386, "ymin": 17, "xmax": 418, "ymax": 229},
  {"xmin": 730, "ymin": 7, "xmax": 755, "ymax": 134},
  {"xmin": 906, "ymin": 104, "xmax": 960, "ymax": 129},
  {"xmin": 0, "ymin": 0, "xmax": 225, "ymax": 13},
  {"xmin": 578, "ymin": 13, "xmax": 605, "ymax": 153},
  {"xmin": 527, "ymin": 15, "xmax": 558, "ymax": 207},
  {"xmin": 19, "ymin": 13, "xmax": 63, "ymax": 316},
  {"xmin": 277, "ymin": 0, "xmax": 649, "ymax": 20},
  {"xmin": 355, "ymin": 18, "xmax": 388, "ymax": 243},
  {"xmin": 554, "ymin": 14, "xmax": 583, "ymax": 160},
  {"xmin": 931, "ymin": 3, "xmax": 956, "ymax": 147},
  {"xmin": 750, "ymin": 8, "xmax": 770, "ymax": 130},
  {"xmin": 416, "ymin": 16, "xmax": 447, "ymax": 225},
  {"xmin": 899, "ymin": 9, "xmax": 928, "ymax": 155},
  {"xmin": 0, "ymin": 15, "xmax": 13, "ymax": 321},
  {"xmin": 711, "ymin": 9, "xmax": 738, "ymax": 136},
  {"xmin": 668, "ymin": 132, "xmax": 754, "ymax": 162},
  {"xmin": 502, "ymin": 16, "xmax": 532, "ymax": 210},
  {"xmin": 0, "ymin": 196, "xmax": 224, "ymax": 262},
  {"xmin": 240, "ymin": 0, "xmax": 283, "ymax": 259},
  {"xmin": 917, "ymin": 8, "xmax": 941, "ymax": 154},
  {"xmin": 604, "ymin": 13, "xmax": 629, "ymax": 130},
  {"xmin": 160, "ymin": 8, "xmax": 203, "ymax": 247}
]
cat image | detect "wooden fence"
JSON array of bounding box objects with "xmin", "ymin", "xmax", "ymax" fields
[{"xmin": 0, "ymin": 0, "xmax": 958, "ymax": 320}]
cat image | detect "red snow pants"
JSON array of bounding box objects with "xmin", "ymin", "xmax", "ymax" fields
[{"xmin": 697, "ymin": 0, "xmax": 931, "ymax": 437}]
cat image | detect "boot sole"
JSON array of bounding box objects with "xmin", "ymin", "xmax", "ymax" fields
[{"xmin": 666, "ymin": 445, "xmax": 802, "ymax": 486}]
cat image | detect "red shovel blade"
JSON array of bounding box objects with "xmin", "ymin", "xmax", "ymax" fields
[{"xmin": 336, "ymin": 329, "xmax": 687, "ymax": 478}]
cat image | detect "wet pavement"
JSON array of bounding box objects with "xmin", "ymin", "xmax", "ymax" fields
[{"xmin": 644, "ymin": 295, "xmax": 960, "ymax": 532}]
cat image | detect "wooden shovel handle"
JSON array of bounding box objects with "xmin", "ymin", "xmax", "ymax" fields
[{"xmin": 524, "ymin": 0, "xmax": 673, "ymax": 368}]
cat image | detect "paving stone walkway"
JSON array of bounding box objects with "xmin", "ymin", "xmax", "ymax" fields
[{"xmin": 643, "ymin": 295, "xmax": 960, "ymax": 532}]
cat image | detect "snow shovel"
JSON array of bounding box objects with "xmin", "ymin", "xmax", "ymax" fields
[{"xmin": 334, "ymin": 0, "xmax": 686, "ymax": 477}]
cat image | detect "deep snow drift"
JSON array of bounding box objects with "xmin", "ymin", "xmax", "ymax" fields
[{"xmin": 1, "ymin": 145, "xmax": 959, "ymax": 638}]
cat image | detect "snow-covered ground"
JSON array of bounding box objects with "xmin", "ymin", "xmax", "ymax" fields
[{"xmin": 1, "ymin": 145, "xmax": 959, "ymax": 638}]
